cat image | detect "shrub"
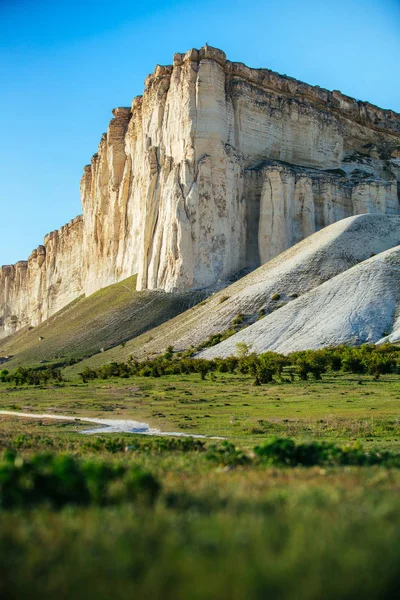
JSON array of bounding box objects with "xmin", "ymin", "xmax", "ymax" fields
[
  {"xmin": 236, "ymin": 342, "xmax": 250, "ymax": 359},
  {"xmin": 254, "ymin": 438, "xmax": 400, "ymax": 467},
  {"xmin": 0, "ymin": 452, "xmax": 161, "ymax": 509},
  {"xmin": 0, "ymin": 369, "xmax": 9, "ymax": 382},
  {"xmin": 289, "ymin": 350, "xmax": 329, "ymax": 380},
  {"xmin": 341, "ymin": 348, "xmax": 367, "ymax": 374},
  {"xmin": 196, "ymin": 359, "xmax": 212, "ymax": 380},
  {"xmin": 232, "ymin": 313, "xmax": 245, "ymax": 327},
  {"xmin": 257, "ymin": 352, "xmax": 287, "ymax": 383},
  {"xmin": 206, "ymin": 441, "xmax": 251, "ymax": 466},
  {"xmin": 163, "ymin": 345, "xmax": 174, "ymax": 360},
  {"xmin": 79, "ymin": 367, "xmax": 98, "ymax": 383}
]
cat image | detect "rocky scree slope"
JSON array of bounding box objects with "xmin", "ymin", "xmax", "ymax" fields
[{"xmin": 201, "ymin": 245, "xmax": 400, "ymax": 357}]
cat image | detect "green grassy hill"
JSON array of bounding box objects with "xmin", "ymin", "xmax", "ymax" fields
[{"xmin": 0, "ymin": 275, "xmax": 206, "ymax": 369}]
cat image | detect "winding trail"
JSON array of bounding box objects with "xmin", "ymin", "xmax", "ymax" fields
[{"xmin": 0, "ymin": 410, "xmax": 223, "ymax": 439}]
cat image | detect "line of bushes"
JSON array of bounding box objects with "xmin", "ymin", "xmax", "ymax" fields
[
  {"xmin": 2, "ymin": 437, "xmax": 400, "ymax": 509},
  {"xmin": 204, "ymin": 438, "xmax": 400, "ymax": 468},
  {"xmin": 254, "ymin": 438, "xmax": 400, "ymax": 467},
  {"xmin": 77, "ymin": 343, "xmax": 400, "ymax": 385},
  {"xmin": 81, "ymin": 436, "xmax": 400, "ymax": 469},
  {"xmin": 1, "ymin": 344, "xmax": 398, "ymax": 387},
  {"xmin": 0, "ymin": 366, "xmax": 64, "ymax": 386},
  {"xmin": 83, "ymin": 436, "xmax": 207, "ymax": 454}
]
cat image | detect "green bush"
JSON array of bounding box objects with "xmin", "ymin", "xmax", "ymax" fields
[
  {"xmin": 0, "ymin": 452, "xmax": 160, "ymax": 509},
  {"xmin": 288, "ymin": 350, "xmax": 329, "ymax": 380},
  {"xmin": 206, "ymin": 441, "xmax": 251, "ymax": 466},
  {"xmin": 232, "ymin": 313, "xmax": 245, "ymax": 327},
  {"xmin": 84, "ymin": 436, "xmax": 206, "ymax": 455},
  {"xmin": 254, "ymin": 438, "xmax": 400, "ymax": 467}
]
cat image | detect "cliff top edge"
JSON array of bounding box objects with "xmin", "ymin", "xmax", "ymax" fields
[{"xmin": 140, "ymin": 45, "xmax": 399, "ymax": 126}]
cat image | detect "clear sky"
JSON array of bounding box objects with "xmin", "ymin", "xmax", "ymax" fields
[{"xmin": 1, "ymin": 0, "xmax": 399, "ymax": 265}]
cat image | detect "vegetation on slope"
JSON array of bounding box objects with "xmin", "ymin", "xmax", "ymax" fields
[
  {"xmin": 69, "ymin": 343, "xmax": 399, "ymax": 386},
  {"xmin": 0, "ymin": 275, "xmax": 206, "ymax": 369}
]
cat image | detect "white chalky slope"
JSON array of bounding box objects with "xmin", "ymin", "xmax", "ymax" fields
[{"xmin": 201, "ymin": 244, "xmax": 400, "ymax": 357}]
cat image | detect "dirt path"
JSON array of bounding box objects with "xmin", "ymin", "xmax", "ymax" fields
[{"xmin": 0, "ymin": 410, "xmax": 223, "ymax": 438}]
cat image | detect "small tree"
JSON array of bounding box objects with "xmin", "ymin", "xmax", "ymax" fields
[
  {"xmin": 236, "ymin": 342, "xmax": 250, "ymax": 359},
  {"xmin": 163, "ymin": 345, "xmax": 174, "ymax": 360},
  {"xmin": 196, "ymin": 359, "xmax": 211, "ymax": 380},
  {"xmin": 365, "ymin": 352, "xmax": 396, "ymax": 380},
  {"xmin": 341, "ymin": 348, "xmax": 367, "ymax": 374}
]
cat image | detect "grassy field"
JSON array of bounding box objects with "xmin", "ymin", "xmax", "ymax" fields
[
  {"xmin": 1, "ymin": 371, "xmax": 400, "ymax": 448},
  {"xmin": 1, "ymin": 369, "xmax": 400, "ymax": 599}
]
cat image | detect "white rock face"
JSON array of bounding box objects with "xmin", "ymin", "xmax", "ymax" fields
[
  {"xmin": 201, "ymin": 244, "xmax": 400, "ymax": 357},
  {"xmin": 2, "ymin": 45, "xmax": 400, "ymax": 340},
  {"xmin": 0, "ymin": 217, "xmax": 83, "ymax": 338},
  {"xmin": 80, "ymin": 46, "xmax": 400, "ymax": 294},
  {"xmin": 256, "ymin": 165, "xmax": 398, "ymax": 263}
]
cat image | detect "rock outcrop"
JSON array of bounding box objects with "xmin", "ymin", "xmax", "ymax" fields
[{"xmin": 2, "ymin": 45, "xmax": 400, "ymax": 339}]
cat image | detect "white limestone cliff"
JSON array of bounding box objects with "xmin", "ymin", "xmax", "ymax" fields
[
  {"xmin": 0, "ymin": 217, "xmax": 83, "ymax": 338},
  {"xmin": 2, "ymin": 45, "xmax": 400, "ymax": 339}
]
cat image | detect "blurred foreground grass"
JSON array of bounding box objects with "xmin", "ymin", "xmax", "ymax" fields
[
  {"xmin": 1, "ymin": 459, "xmax": 400, "ymax": 600},
  {"xmin": 1, "ymin": 371, "xmax": 400, "ymax": 598}
]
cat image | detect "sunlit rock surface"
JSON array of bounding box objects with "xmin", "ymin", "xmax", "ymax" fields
[
  {"xmin": 0, "ymin": 217, "xmax": 83, "ymax": 338},
  {"xmin": 2, "ymin": 45, "xmax": 400, "ymax": 338}
]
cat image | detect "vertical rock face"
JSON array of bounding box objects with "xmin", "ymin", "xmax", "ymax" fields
[
  {"xmin": 80, "ymin": 45, "xmax": 400, "ymax": 293},
  {"xmin": 1, "ymin": 45, "xmax": 400, "ymax": 339},
  {"xmin": 0, "ymin": 217, "xmax": 83, "ymax": 338},
  {"xmin": 256, "ymin": 165, "xmax": 398, "ymax": 263}
]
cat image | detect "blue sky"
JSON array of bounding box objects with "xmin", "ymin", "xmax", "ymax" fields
[{"xmin": 1, "ymin": 0, "xmax": 399, "ymax": 264}]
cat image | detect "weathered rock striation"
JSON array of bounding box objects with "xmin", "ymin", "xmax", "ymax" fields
[{"xmin": 2, "ymin": 45, "xmax": 400, "ymax": 339}]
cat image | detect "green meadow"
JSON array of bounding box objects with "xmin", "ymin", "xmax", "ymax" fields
[
  {"xmin": 1, "ymin": 357, "xmax": 400, "ymax": 599},
  {"xmin": 1, "ymin": 371, "xmax": 400, "ymax": 447}
]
